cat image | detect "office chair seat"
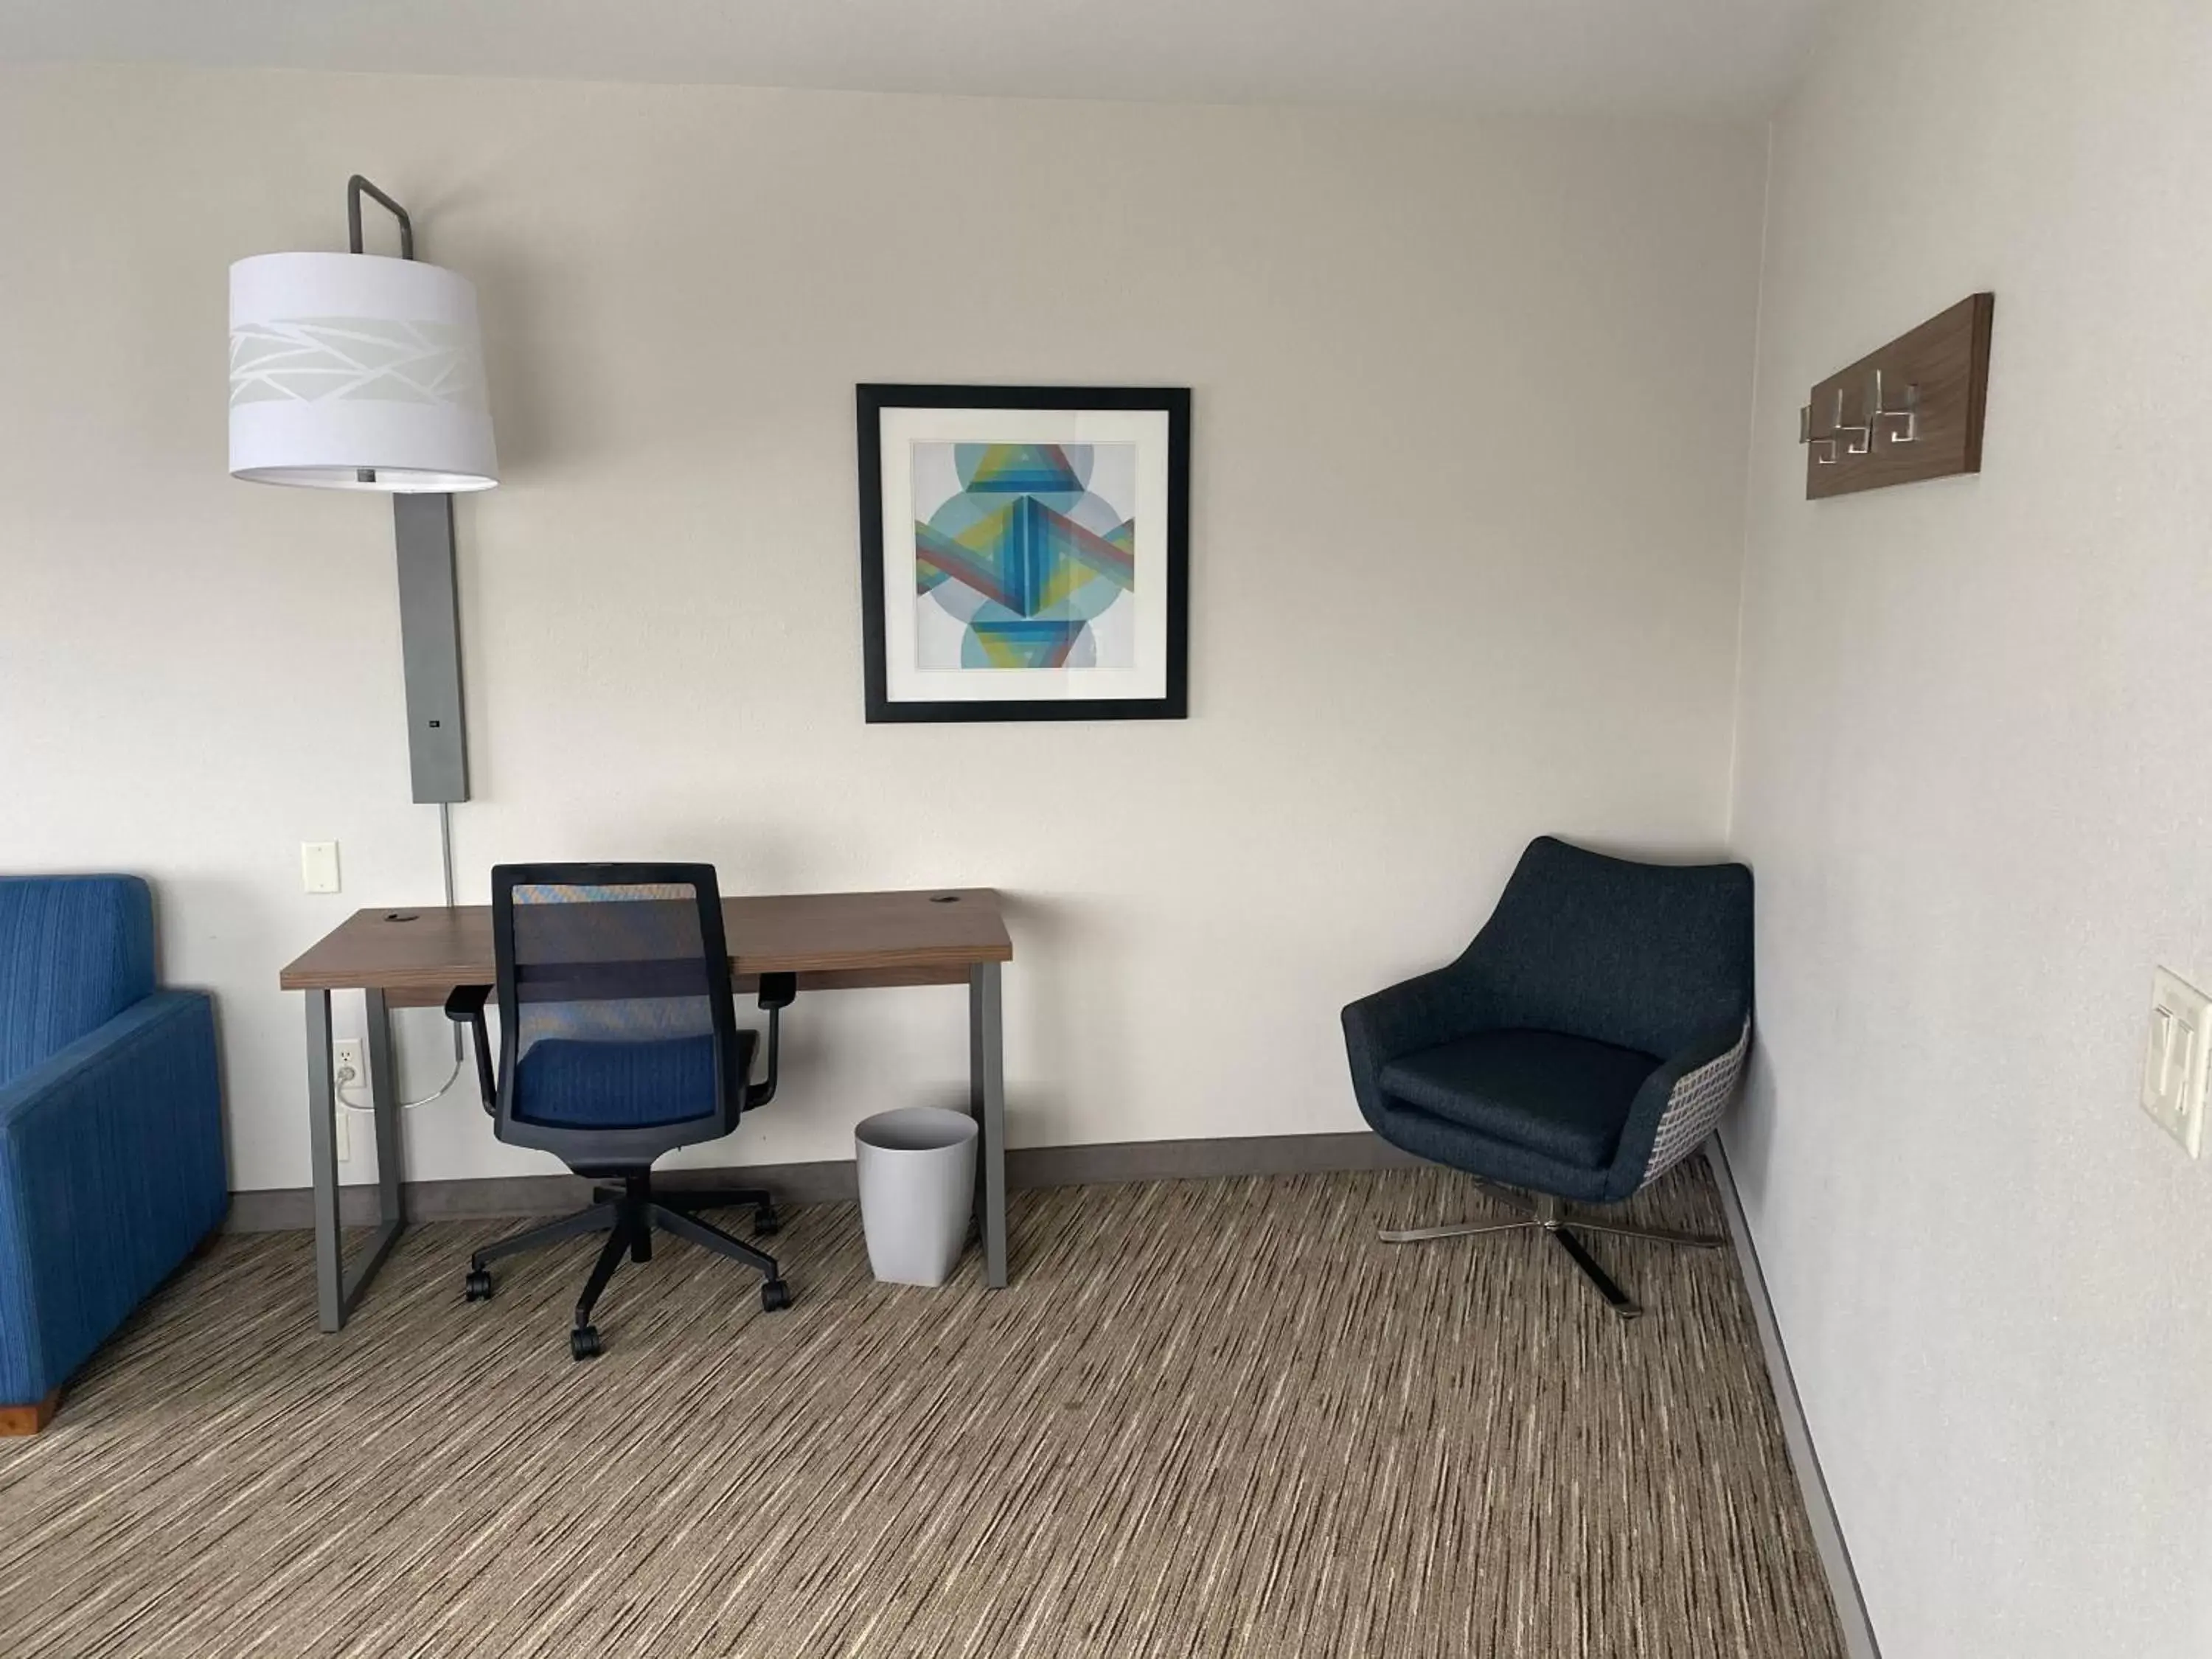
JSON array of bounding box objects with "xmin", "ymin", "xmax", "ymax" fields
[
  {"xmin": 1379, "ymin": 1029, "xmax": 1660, "ymax": 1170},
  {"xmin": 514, "ymin": 1032, "xmax": 749, "ymax": 1130}
]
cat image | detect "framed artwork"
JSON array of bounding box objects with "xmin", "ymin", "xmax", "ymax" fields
[{"xmin": 856, "ymin": 384, "xmax": 1190, "ymax": 723}]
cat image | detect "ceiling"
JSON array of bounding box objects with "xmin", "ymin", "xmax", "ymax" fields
[{"xmin": 0, "ymin": 0, "xmax": 1831, "ymax": 117}]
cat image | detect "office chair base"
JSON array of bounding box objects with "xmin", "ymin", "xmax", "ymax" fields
[
  {"xmin": 1380, "ymin": 1183, "xmax": 1725, "ymax": 1321},
  {"xmin": 591, "ymin": 1183, "xmax": 780, "ymax": 1238},
  {"xmin": 465, "ymin": 1173, "xmax": 792, "ymax": 1358}
]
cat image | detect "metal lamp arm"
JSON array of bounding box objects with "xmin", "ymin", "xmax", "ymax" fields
[{"xmin": 347, "ymin": 175, "xmax": 414, "ymax": 260}]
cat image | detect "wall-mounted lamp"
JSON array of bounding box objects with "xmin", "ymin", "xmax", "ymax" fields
[
  {"xmin": 229, "ymin": 175, "xmax": 489, "ymax": 811},
  {"xmin": 229, "ymin": 178, "xmax": 495, "ymax": 493},
  {"xmin": 229, "ymin": 176, "xmax": 495, "ymax": 1101}
]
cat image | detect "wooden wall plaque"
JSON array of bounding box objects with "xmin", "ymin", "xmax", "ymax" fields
[{"xmin": 1801, "ymin": 293, "xmax": 1994, "ymax": 499}]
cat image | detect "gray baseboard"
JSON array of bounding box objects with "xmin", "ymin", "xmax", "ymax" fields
[
  {"xmin": 223, "ymin": 1130, "xmax": 1422, "ymax": 1233},
  {"xmin": 1011, "ymin": 1128, "xmax": 1420, "ymax": 1188},
  {"xmin": 1705, "ymin": 1140, "xmax": 1881, "ymax": 1659}
]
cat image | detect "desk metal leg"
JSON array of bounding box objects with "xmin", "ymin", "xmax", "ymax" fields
[
  {"xmin": 307, "ymin": 990, "xmax": 344, "ymax": 1331},
  {"xmin": 968, "ymin": 962, "xmax": 1007, "ymax": 1288},
  {"xmin": 353, "ymin": 990, "xmax": 408, "ymax": 1295},
  {"xmin": 307, "ymin": 989, "xmax": 408, "ymax": 1333}
]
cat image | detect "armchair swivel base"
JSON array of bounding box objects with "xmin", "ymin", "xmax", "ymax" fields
[
  {"xmin": 1379, "ymin": 1177, "xmax": 1725, "ymax": 1321},
  {"xmin": 465, "ymin": 1171, "xmax": 788, "ymax": 1360}
]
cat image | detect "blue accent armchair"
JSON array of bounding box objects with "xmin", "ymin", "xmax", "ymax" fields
[
  {"xmin": 0, "ymin": 877, "xmax": 227, "ymax": 1428},
  {"xmin": 1343, "ymin": 837, "xmax": 1753, "ymax": 1320}
]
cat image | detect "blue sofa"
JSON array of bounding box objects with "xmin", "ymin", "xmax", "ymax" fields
[{"xmin": 0, "ymin": 877, "xmax": 227, "ymax": 1428}]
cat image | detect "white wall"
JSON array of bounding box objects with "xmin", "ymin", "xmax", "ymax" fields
[
  {"xmin": 0, "ymin": 65, "xmax": 1764, "ymax": 1194},
  {"xmin": 1728, "ymin": 5, "xmax": 2212, "ymax": 1656}
]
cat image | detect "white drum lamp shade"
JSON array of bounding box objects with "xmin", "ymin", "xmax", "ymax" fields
[{"xmin": 229, "ymin": 251, "xmax": 498, "ymax": 492}]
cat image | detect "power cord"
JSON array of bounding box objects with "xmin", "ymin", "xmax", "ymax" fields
[
  {"xmin": 332, "ymin": 799, "xmax": 468, "ymax": 1113},
  {"xmin": 336, "ymin": 1037, "xmax": 464, "ymax": 1112}
]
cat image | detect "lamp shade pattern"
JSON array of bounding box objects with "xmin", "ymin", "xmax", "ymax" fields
[{"xmin": 229, "ymin": 251, "xmax": 497, "ymax": 492}]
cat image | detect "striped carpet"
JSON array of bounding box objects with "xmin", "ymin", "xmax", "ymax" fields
[{"xmin": 0, "ymin": 1163, "xmax": 1843, "ymax": 1659}]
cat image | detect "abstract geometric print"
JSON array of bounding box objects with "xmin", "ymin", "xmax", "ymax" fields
[
  {"xmin": 913, "ymin": 442, "xmax": 1136, "ymax": 669},
  {"xmin": 229, "ymin": 316, "xmax": 487, "ymax": 408}
]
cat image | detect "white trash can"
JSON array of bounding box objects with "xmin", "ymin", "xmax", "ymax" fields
[{"xmin": 855, "ymin": 1107, "xmax": 978, "ymax": 1286}]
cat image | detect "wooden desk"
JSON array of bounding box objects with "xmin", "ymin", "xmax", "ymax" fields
[{"xmin": 279, "ymin": 888, "xmax": 1014, "ymax": 1330}]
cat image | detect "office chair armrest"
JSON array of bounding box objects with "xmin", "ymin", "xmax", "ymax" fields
[
  {"xmin": 744, "ymin": 974, "xmax": 798, "ymax": 1110},
  {"xmin": 444, "ymin": 984, "xmax": 497, "ymax": 1112},
  {"xmin": 1607, "ymin": 1016, "xmax": 1753, "ymax": 1200}
]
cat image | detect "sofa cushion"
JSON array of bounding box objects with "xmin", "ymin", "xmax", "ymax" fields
[
  {"xmin": 1379, "ymin": 1028, "xmax": 1660, "ymax": 1170},
  {"xmin": 0, "ymin": 877, "xmax": 156, "ymax": 1088}
]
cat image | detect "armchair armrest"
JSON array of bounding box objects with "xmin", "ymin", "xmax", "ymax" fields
[
  {"xmin": 1343, "ymin": 961, "xmax": 1497, "ymax": 1067},
  {"xmin": 443, "ymin": 985, "xmax": 495, "ymax": 1112},
  {"xmin": 1607, "ymin": 1016, "xmax": 1752, "ymax": 1200},
  {"xmin": 1341, "ymin": 960, "xmax": 1500, "ymax": 1126},
  {"xmin": 0, "ymin": 991, "xmax": 227, "ymax": 1404}
]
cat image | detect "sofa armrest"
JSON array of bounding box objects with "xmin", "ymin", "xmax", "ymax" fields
[
  {"xmin": 1604, "ymin": 1016, "xmax": 1751, "ymax": 1201},
  {"xmin": 0, "ymin": 991, "xmax": 229, "ymax": 1405}
]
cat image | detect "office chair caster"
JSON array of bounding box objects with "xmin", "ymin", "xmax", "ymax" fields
[
  {"xmin": 754, "ymin": 1205, "xmax": 780, "ymax": 1237},
  {"xmin": 464, "ymin": 1267, "xmax": 494, "ymax": 1301},
  {"xmin": 570, "ymin": 1324, "xmax": 603, "ymax": 1360},
  {"xmin": 760, "ymin": 1279, "xmax": 791, "ymax": 1312}
]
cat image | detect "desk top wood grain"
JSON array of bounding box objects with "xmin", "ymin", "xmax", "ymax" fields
[{"xmin": 279, "ymin": 887, "xmax": 1012, "ymax": 998}]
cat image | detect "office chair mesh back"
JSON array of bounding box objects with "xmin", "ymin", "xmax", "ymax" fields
[{"xmin": 507, "ymin": 880, "xmax": 723, "ymax": 1130}]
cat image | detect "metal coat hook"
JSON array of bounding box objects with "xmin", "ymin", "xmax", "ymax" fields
[
  {"xmin": 1799, "ymin": 402, "xmax": 1837, "ymax": 465},
  {"xmin": 1869, "ymin": 367, "xmax": 1919, "ymax": 445},
  {"xmin": 1800, "ymin": 386, "xmax": 1868, "ymax": 465},
  {"xmin": 1832, "ymin": 386, "xmax": 1871, "ymax": 456}
]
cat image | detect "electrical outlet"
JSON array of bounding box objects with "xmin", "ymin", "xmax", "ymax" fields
[
  {"xmin": 2141, "ymin": 968, "xmax": 2208, "ymax": 1158},
  {"xmin": 331, "ymin": 1040, "xmax": 363, "ymax": 1162},
  {"xmin": 301, "ymin": 841, "xmax": 341, "ymax": 894}
]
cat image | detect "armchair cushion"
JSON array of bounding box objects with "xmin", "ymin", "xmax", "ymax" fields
[{"xmin": 1380, "ymin": 1029, "xmax": 1660, "ymax": 1171}]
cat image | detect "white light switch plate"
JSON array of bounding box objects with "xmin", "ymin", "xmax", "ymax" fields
[
  {"xmin": 2141, "ymin": 967, "xmax": 2208, "ymax": 1158},
  {"xmin": 301, "ymin": 841, "xmax": 341, "ymax": 894}
]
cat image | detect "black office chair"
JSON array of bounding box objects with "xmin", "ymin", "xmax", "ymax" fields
[
  {"xmin": 1342, "ymin": 836, "xmax": 1753, "ymax": 1320},
  {"xmin": 445, "ymin": 862, "xmax": 797, "ymax": 1360}
]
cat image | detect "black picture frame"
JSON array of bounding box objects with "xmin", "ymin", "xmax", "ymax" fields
[{"xmin": 856, "ymin": 383, "xmax": 1191, "ymax": 723}]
